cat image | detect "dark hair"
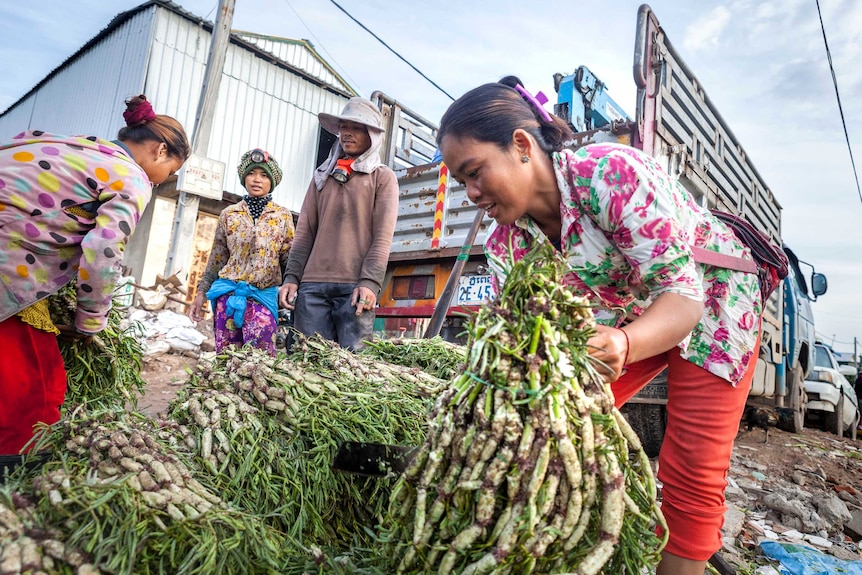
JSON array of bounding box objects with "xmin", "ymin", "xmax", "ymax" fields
[
  {"xmin": 117, "ymin": 95, "xmax": 191, "ymax": 161},
  {"xmin": 437, "ymin": 76, "xmax": 573, "ymax": 155}
]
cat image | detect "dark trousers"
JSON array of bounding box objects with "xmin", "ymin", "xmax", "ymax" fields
[{"xmin": 293, "ymin": 282, "xmax": 374, "ymax": 351}]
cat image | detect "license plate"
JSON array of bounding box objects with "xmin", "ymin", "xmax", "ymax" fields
[{"xmin": 457, "ymin": 275, "xmax": 495, "ymax": 306}]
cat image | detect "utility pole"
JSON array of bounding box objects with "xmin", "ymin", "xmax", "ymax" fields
[{"xmin": 164, "ymin": 0, "xmax": 235, "ymax": 278}]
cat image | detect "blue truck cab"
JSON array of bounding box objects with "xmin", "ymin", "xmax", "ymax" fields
[{"xmin": 777, "ymin": 245, "xmax": 827, "ymax": 415}]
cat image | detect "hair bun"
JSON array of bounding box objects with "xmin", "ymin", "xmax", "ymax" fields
[
  {"xmin": 498, "ymin": 75, "xmax": 523, "ymax": 89},
  {"xmin": 123, "ymin": 95, "xmax": 157, "ymax": 127}
]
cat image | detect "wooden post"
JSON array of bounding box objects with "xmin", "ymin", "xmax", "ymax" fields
[
  {"xmin": 423, "ymin": 208, "xmax": 484, "ymax": 339},
  {"xmin": 164, "ymin": 0, "xmax": 235, "ymax": 279}
]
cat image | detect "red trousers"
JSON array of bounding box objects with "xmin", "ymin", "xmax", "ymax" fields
[
  {"xmin": 612, "ymin": 345, "xmax": 757, "ymax": 561},
  {"xmin": 0, "ymin": 317, "xmax": 67, "ymax": 454}
]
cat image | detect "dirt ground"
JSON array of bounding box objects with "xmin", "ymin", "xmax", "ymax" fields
[
  {"xmin": 733, "ymin": 423, "xmax": 860, "ymax": 487},
  {"xmin": 135, "ymin": 352, "xmax": 198, "ymax": 416},
  {"xmin": 133, "ymin": 314, "xmax": 213, "ymax": 417}
]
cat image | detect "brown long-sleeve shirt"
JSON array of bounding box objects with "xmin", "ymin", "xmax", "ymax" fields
[{"xmin": 284, "ymin": 167, "xmax": 398, "ymax": 293}]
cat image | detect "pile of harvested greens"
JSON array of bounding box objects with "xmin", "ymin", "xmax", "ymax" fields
[
  {"xmin": 2, "ymin": 408, "xmax": 286, "ymax": 574},
  {"xmin": 0, "ymin": 335, "xmax": 445, "ymax": 574},
  {"xmin": 162, "ymin": 340, "xmax": 445, "ymax": 554},
  {"xmin": 47, "ymin": 284, "xmax": 146, "ymax": 410},
  {"xmin": 374, "ymin": 243, "xmax": 666, "ymax": 574},
  {"xmin": 1, "ymin": 243, "xmax": 666, "ymax": 574},
  {"xmin": 360, "ymin": 337, "xmax": 466, "ymax": 380}
]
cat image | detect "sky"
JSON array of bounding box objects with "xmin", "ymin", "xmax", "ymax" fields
[{"xmin": 1, "ymin": 0, "xmax": 861, "ymax": 356}]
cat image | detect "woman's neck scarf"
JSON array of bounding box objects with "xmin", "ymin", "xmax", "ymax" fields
[{"xmin": 244, "ymin": 194, "xmax": 272, "ymax": 221}]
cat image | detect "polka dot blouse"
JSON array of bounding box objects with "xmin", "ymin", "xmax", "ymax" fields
[{"xmin": 0, "ymin": 131, "xmax": 152, "ymax": 334}]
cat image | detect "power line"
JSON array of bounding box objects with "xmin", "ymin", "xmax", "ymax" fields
[
  {"xmin": 815, "ymin": 0, "xmax": 862, "ymax": 205},
  {"xmin": 201, "ymin": 2, "xmax": 216, "ymax": 21},
  {"xmin": 816, "ymin": 331, "xmax": 855, "ymax": 347},
  {"xmin": 327, "ymin": 0, "xmax": 455, "ymax": 101},
  {"xmin": 280, "ymin": 0, "xmax": 365, "ymax": 95}
]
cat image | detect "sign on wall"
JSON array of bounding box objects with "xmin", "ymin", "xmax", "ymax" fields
[{"xmin": 176, "ymin": 153, "xmax": 226, "ymax": 200}]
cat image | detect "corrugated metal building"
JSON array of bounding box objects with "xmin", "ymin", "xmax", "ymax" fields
[{"xmin": 0, "ymin": 0, "xmax": 355, "ymax": 294}]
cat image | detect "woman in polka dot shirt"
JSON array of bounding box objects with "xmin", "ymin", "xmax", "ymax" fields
[{"xmin": 0, "ymin": 94, "xmax": 190, "ymax": 455}]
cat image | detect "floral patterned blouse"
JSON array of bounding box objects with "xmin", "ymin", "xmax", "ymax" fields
[
  {"xmin": 485, "ymin": 144, "xmax": 762, "ymax": 386},
  {"xmin": 196, "ymin": 199, "xmax": 294, "ymax": 294}
]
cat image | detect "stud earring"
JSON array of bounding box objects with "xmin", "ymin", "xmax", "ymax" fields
[{"xmin": 521, "ymin": 155, "xmax": 530, "ymax": 163}]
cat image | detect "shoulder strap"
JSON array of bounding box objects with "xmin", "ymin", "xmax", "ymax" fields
[
  {"xmin": 710, "ymin": 210, "xmax": 789, "ymax": 278},
  {"xmin": 690, "ymin": 246, "xmax": 758, "ymax": 273}
]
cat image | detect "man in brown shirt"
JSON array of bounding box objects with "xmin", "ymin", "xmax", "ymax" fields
[{"xmin": 278, "ymin": 98, "xmax": 398, "ymax": 351}]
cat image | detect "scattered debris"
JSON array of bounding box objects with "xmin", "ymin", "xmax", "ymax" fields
[{"xmin": 720, "ymin": 428, "xmax": 862, "ymax": 572}]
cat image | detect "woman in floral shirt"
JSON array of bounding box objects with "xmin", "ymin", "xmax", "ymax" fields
[
  {"xmin": 437, "ymin": 78, "xmax": 762, "ymax": 575},
  {"xmin": 189, "ymin": 149, "xmax": 294, "ymax": 355}
]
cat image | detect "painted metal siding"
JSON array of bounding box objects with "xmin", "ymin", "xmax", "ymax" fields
[
  {"xmin": 139, "ymin": 8, "xmax": 350, "ymax": 210},
  {"xmin": 0, "ymin": 7, "xmax": 155, "ymax": 140},
  {"xmin": 0, "ymin": 0, "xmax": 368, "ymax": 302},
  {"xmin": 235, "ymin": 33, "xmax": 353, "ymax": 94},
  {"xmin": 0, "ymin": 0, "xmax": 359, "ymax": 294},
  {"xmin": 0, "ymin": 103, "xmax": 33, "ymax": 141},
  {"xmin": 194, "ymin": 34, "xmax": 349, "ymax": 210},
  {"xmin": 1, "ymin": 3, "xmax": 352, "ymax": 213},
  {"xmin": 142, "ymin": 7, "xmax": 210, "ymax": 142}
]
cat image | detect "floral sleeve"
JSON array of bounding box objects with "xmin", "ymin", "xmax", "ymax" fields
[
  {"xmin": 583, "ymin": 148, "xmax": 703, "ymax": 302},
  {"xmin": 196, "ymin": 214, "xmax": 230, "ymax": 294}
]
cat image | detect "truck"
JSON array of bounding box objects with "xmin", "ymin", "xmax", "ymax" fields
[{"xmin": 370, "ymin": 4, "xmax": 827, "ymax": 453}]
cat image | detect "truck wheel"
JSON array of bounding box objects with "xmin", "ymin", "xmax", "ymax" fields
[
  {"xmin": 825, "ymin": 393, "xmax": 844, "ymax": 436},
  {"xmin": 621, "ymin": 404, "xmax": 665, "ymax": 458},
  {"xmin": 779, "ymin": 366, "xmax": 806, "ymax": 433}
]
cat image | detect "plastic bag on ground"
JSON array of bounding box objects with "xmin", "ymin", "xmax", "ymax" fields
[
  {"xmin": 138, "ymin": 286, "xmax": 170, "ymax": 310},
  {"xmin": 759, "ymin": 540, "xmax": 862, "ymax": 575},
  {"xmin": 165, "ymin": 326, "xmax": 206, "ymax": 352}
]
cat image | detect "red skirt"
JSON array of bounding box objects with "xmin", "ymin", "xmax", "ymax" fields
[{"xmin": 0, "ymin": 316, "xmax": 67, "ymax": 454}]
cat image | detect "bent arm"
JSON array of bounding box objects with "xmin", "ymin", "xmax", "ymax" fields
[
  {"xmin": 624, "ymin": 292, "xmax": 703, "ymax": 364},
  {"xmin": 75, "ymin": 184, "xmax": 152, "ymax": 334},
  {"xmin": 357, "ymin": 169, "xmax": 399, "ymax": 293},
  {"xmin": 588, "ymin": 292, "xmax": 703, "ymax": 381}
]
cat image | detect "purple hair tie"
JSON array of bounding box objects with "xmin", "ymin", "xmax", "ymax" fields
[{"xmin": 514, "ymin": 84, "xmax": 553, "ymax": 123}]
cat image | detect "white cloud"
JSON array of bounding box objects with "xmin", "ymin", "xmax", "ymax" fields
[{"xmin": 682, "ymin": 6, "xmax": 732, "ymax": 51}]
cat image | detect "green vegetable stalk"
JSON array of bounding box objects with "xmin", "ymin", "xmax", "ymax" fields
[
  {"xmin": 48, "ymin": 284, "xmax": 146, "ymax": 411},
  {"xmin": 375, "ymin": 241, "xmax": 666, "ymax": 575},
  {"xmin": 166, "ymin": 338, "xmax": 444, "ymax": 555}
]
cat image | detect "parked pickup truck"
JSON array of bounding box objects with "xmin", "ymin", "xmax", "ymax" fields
[{"xmin": 804, "ymin": 342, "xmax": 860, "ymax": 439}]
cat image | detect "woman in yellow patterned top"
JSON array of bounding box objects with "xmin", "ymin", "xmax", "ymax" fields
[{"xmin": 189, "ymin": 149, "xmax": 294, "ymax": 355}]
